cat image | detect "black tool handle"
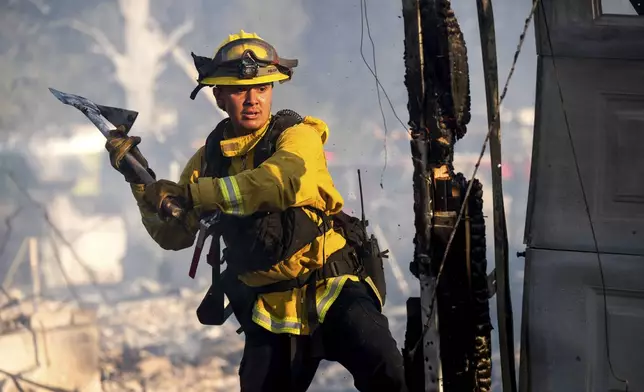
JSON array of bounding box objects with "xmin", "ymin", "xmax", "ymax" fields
[
  {"xmin": 48, "ymin": 87, "xmax": 187, "ymax": 221},
  {"xmin": 122, "ymin": 152, "xmax": 186, "ymax": 220}
]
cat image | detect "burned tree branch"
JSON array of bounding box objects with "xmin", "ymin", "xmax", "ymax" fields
[
  {"xmin": 160, "ymin": 19, "xmax": 194, "ymax": 57},
  {"xmin": 65, "ymin": 19, "xmax": 123, "ymax": 61}
]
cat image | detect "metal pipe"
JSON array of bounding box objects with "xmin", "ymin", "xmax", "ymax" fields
[{"xmin": 474, "ymin": 0, "xmax": 517, "ymax": 390}]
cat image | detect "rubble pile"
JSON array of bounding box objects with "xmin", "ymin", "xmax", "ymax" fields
[
  {"xmin": 0, "ymin": 289, "xmax": 50, "ymax": 335},
  {"xmin": 97, "ymin": 286, "xmax": 243, "ymax": 391},
  {"xmin": 95, "ymin": 284, "xmax": 379, "ymax": 391},
  {"xmin": 1, "ymin": 282, "xmax": 408, "ymax": 391},
  {"xmin": 101, "ymin": 354, "xmax": 239, "ymax": 392}
]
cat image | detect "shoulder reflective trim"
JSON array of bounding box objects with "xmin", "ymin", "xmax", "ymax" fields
[
  {"xmin": 252, "ymin": 306, "xmax": 303, "ymax": 335},
  {"xmin": 217, "ymin": 176, "xmax": 244, "ymax": 215},
  {"xmin": 317, "ymin": 276, "xmax": 351, "ymax": 323},
  {"xmin": 363, "ymin": 276, "xmax": 383, "ymax": 307}
]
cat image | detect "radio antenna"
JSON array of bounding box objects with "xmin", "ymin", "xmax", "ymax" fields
[{"xmin": 357, "ymin": 169, "xmax": 366, "ymax": 226}]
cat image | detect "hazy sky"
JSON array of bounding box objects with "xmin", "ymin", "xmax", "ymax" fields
[{"xmin": 1, "ymin": 0, "xmax": 547, "ymax": 389}]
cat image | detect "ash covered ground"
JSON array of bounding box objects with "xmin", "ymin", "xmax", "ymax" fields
[{"xmin": 1, "ymin": 279, "xmax": 408, "ymax": 391}]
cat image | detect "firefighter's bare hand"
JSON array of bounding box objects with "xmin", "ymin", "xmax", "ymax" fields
[
  {"xmin": 105, "ymin": 125, "xmax": 153, "ymax": 183},
  {"xmin": 143, "ymin": 179, "xmax": 193, "ymax": 218}
]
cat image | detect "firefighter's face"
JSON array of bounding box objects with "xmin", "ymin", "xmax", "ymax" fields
[{"xmin": 214, "ymin": 83, "xmax": 273, "ymax": 135}]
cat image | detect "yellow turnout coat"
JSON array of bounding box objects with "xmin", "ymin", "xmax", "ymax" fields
[{"xmin": 130, "ymin": 115, "xmax": 380, "ymax": 335}]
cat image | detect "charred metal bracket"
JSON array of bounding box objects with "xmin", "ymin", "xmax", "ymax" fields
[
  {"xmin": 485, "ymin": 251, "xmax": 524, "ymax": 298},
  {"xmin": 487, "ymin": 269, "xmax": 497, "ymax": 298}
]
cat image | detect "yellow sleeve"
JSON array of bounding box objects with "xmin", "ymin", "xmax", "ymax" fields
[
  {"xmin": 189, "ymin": 122, "xmax": 344, "ymax": 216},
  {"xmin": 130, "ymin": 147, "xmax": 204, "ymax": 250}
]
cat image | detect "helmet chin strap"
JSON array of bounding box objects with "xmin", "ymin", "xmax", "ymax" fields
[{"xmin": 190, "ymin": 83, "xmax": 207, "ymax": 100}]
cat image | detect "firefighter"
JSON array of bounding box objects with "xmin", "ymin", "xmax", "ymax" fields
[{"xmin": 105, "ymin": 30, "xmax": 407, "ymax": 392}]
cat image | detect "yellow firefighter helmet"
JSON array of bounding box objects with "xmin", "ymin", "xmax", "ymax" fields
[{"xmin": 189, "ymin": 30, "xmax": 298, "ymax": 99}]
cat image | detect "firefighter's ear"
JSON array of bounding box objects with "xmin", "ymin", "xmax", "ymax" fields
[{"xmin": 212, "ymin": 87, "xmax": 226, "ymax": 112}]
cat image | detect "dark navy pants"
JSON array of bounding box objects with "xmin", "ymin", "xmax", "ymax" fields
[{"xmin": 239, "ymin": 280, "xmax": 408, "ymax": 392}]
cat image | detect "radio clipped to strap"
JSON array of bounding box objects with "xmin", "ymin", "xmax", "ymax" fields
[{"xmin": 191, "ymin": 212, "xmax": 234, "ymax": 326}]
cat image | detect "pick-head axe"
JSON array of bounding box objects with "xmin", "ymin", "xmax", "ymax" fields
[
  {"xmin": 48, "ymin": 87, "xmax": 185, "ymax": 220},
  {"xmin": 50, "ymin": 88, "xmax": 232, "ymax": 323}
]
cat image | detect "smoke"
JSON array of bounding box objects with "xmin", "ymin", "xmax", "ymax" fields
[{"xmin": 0, "ymin": 0, "xmax": 538, "ymax": 389}]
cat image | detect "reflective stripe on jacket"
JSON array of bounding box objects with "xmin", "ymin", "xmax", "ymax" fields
[{"xmin": 130, "ymin": 115, "xmax": 377, "ymax": 335}]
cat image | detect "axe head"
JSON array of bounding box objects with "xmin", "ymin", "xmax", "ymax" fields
[
  {"xmin": 95, "ymin": 104, "xmax": 139, "ymax": 134},
  {"xmin": 49, "ymin": 88, "xmax": 139, "ymax": 133}
]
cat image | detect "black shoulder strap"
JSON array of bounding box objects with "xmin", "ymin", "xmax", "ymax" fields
[
  {"xmin": 253, "ymin": 109, "xmax": 304, "ymax": 168},
  {"xmin": 203, "ymin": 118, "xmax": 231, "ymax": 178},
  {"xmin": 203, "ymin": 109, "xmax": 304, "ymax": 178}
]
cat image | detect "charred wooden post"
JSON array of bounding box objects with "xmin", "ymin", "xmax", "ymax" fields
[
  {"xmin": 401, "ymin": 0, "xmax": 493, "ymax": 391},
  {"xmin": 401, "ymin": 0, "xmax": 441, "ymax": 390}
]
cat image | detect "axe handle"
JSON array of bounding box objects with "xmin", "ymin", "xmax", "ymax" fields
[
  {"xmin": 122, "ymin": 153, "xmax": 155, "ymax": 184},
  {"xmin": 84, "ymin": 107, "xmax": 186, "ymax": 220},
  {"xmin": 123, "ymin": 153, "xmax": 187, "ymax": 220}
]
